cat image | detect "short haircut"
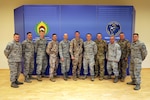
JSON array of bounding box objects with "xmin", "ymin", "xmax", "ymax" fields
[
  {"xmin": 14, "ymin": 33, "xmax": 20, "ymax": 36},
  {"xmin": 97, "ymin": 33, "xmax": 102, "ymax": 36},
  {"xmin": 133, "ymin": 33, "xmax": 139, "ymax": 36},
  {"xmin": 86, "ymin": 33, "xmax": 92, "ymax": 36},
  {"xmin": 52, "ymin": 33, "xmax": 57, "ymax": 36},
  {"xmin": 120, "ymin": 32, "xmax": 124, "ymax": 34},
  {"xmin": 110, "ymin": 35, "xmax": 115, "ymax": 38},
  {"xmin": 64, "ymin": 33, "xmax": 68, "ymax": 35},
  {"xmin": 27, "ymin": 32, "xmax": 32, "ymax": 35},
  {"xmin": 75, "ymin": 31, "xmax": 80, "ymax": 34}
]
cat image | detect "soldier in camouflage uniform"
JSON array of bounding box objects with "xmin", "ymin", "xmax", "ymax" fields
[
  {"xmin": 46, "ymin": 33, "xmax": 59, "ymax": 82},
  {"xmin": 117, "ymin": 32, "xmax": 130, "ymax": 82},
  {"xmin": 94, "ymin": 33, "xmax": 107, "ymax": 80},
  {"xmin": 83, "ymin": 33, "xmax": 97, "ymax": 81},
  {"xmin": 70, "ymin": 31, "xmax": 83, "ymax": 81},
  {"xmin": 59, "ymin": 33, "xmax": 70, "ymax": 81},
  {"xmin": 22, "ymin": 32, "xmax": 34, "ymax": 83},
  {"xmin": 35, "ymin": 30, "xmax": 48, "ymax": 81},
  {"xmin": 127, "ymin": 33, "xmax": 147, "ymax": 90},
  {"xmin": 106, "ymin": 36, "xmax": 121, "ymax": 83},
  {"xmin": 4, "ymin": 33, "xmax": 23, "ymax": 88}
]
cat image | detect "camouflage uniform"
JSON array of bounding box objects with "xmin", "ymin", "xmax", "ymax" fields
[
  {"xmin": 35, "ymin": 38, "xmax": 48, "ymax": 76},
  {"xmin": 106, "ymin": 42, "xmax": 121, "ymax": 77},
  {"xmin": 83, "ymin": 40, "xmax": 97, "ymax": 76},
  {"xmin": 94, "ymin": 39, "xmax": 107, "ymax": 79},
  {"xmin": 117, "ymin": 39, "xmax": 130, "ymax": 81},
  {"xmin": 70, "ymin": 38, "xmax": 83, "ymax": 79},
  {"xmin": 46, "ymin": 40, "xmax": 59, "ymax": 80},
  {"xmin": 130, "ymin": 40, "xmax": 147, "ymax": 85},
  {"xmin": 59, "ymin": 40, "xmax": 70, "ymax": 74},
  {"xmin": 22, "ymin": 39, "xmax": 34, "ymax": 78},
  {"xmin": 4, "ymin": 41, "xmax": 22, "ymax": 83}
]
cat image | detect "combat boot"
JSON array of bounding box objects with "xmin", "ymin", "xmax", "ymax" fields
[
  {"xmin": 24, "ymin": 76, "xmax": 32, "ymax": 83},
  {"xmin": 15, "ymin": 80, "xmax": 23, "ymax": 85},
  {"xmin": 66, "ymin": 72, "xmax": 71, "ymax": 79},
  {"xmin": 99, "ymin": 76, "xmax": 104, "ymax": 81},
  {"xmin": 54, "ymin": 73, "xmax": 58, "ymax": 78},
  {"xmin": 120, "ymin": 77, "xmax": 125, "ymax": 82},
  {"xmin": 107, "ymin": 75, "xmax": 111, "ymax": 79},
  {"xmin": 134, "ymin": 84, "xmax": 141, "ymax": 90},
  {"xmin": 77, "ymin": 74, "xmax": 81, "ymax": 79},
  {"xmin": 41, "ymin": 74, "xmax": 46, "ymax": 78},
  {"xmin": 118, "ymin": 75, "xmax": 122, "ymax": 79},
  {"xmin": 29, "ymin": 74, "xmax": 35, "ymax": 79},
  {"xmin": 82, "ymin": 74, "xmax": 87, "ymax": 80},
  {"xmin": 91, "ymin": 75, "xmax": 94, "ymax": 81},
  {"xmin": 50, "ymin": 77, "xmax": 55, "ymax": 82},
  {"xmin": 11, "ymin": 82, "xmax": 19, "ymax": 88},
  {"xmin": 95, "ymin": 73, "xmax": 98, "ymax": 78},
  {"xmin": 37, "ymin": 75, "xmax": 42, "ymax": 81},
  {"xmin": 127, "ymin": 81, "xmax": 136, "ymax": 85},
  {"xmin": 63, "ymin": 73, "xmax": 67, "ymax": 81},
  {"xmin": 73, "ymin": 75, "xmax": 77, "ymax": 81},
  {"xmin": 113, "ymin": 76, "xmax": 119, "ymax": 83},
  {"xmin": 41, "ymin": 73, "xmax": 49, "ymax": 78}
]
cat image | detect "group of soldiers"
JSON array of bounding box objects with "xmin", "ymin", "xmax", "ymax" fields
[{"xmin": 4, "ymin": 31, "xmax": 147, "ymax": 90}]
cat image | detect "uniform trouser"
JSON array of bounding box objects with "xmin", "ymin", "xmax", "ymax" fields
[
  {"xmin": 72, "ymin": 55, "xmax": 82, "ymax": 76},
  {"xmin": 95, "ymin": 58, "xmax": 105, "ymax": 77},
  {"xmin": 130, "ymin": 62, "xmax": 141, "ymax": 85},
  {"xmin": 118, "ymin": 59, "xmax": 128, "ymax": 78},
  {"xmin": 8, "ymin": 62, "xmax": 21, "ymax": 82},
  {"xmin": 83, "ymin": 58, "xmax": 95, "ymax": 76},
  {"xmin": 24, "ymin": 57, "xmax": 34, "ymax": 76},
  {"xmin": 61, "ymin": 57, "xmax": 70, "ymax": 74},
  {"xmin": 49, "ymin": 56, "xmax": 58, "ymax": 78},
  {"xmin": 107, "ymin": 61, "xmax": 119, "ymax": 76},
  {"xmin": 54, "ymin": 58, "xmax": 59, "ymax": 76},
  {"xmin": 36, "ymin": 56, "xmax": 48, "ymax": 75}
]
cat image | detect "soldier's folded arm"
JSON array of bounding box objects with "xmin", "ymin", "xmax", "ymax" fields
[
  {"xmin": 69, "ymin": 40, "xmax": 74, "ymax": 58},
  {"xmin": 115, "ymin": 45, "xmax": 121, "ymax": 62},
  {"xmin": 94, "ymin": 43, "xmax": 97, "ymax": 55},
  {"xmin": 46, "ymin": 42, "xmax": 55, "ymax": 55},
  {"xmin": 22, "ymin": 41, "xmax": 26, "ymax": 57},
  {"xmin": 46, "ymin": 42, "xmax": 50, "ymax": 55},
  {"xmin": 80, "ymin": 41, "xmax": 84, "ymax": 53},
  {"xmin": 103, "ymin": 40, "xmax": 108, "ymax": 52},
  {"xmin": 4, "ymin": 43, "xmax": 12, "ymax": 58},
  {"xmin": 35, "ymin": 40, "xmax": 39, "ymax": 53},
  {"xmin": 125, "ymin": 41, "xmax": 131, "ymax": 59},
  {"xmin": 49, "ymin": 50, "xmax": 57, "ymax": 55},
  {"xmin": 59, "ymin": 42, "xmax": 63, "ymax": 59},
  {"xmin": 140, "ymin": 43, "xmax": 148, "ymax": 61},
  {"xmin": 106, "ymin": 52, "xmax": 108, "ymax": 60}
]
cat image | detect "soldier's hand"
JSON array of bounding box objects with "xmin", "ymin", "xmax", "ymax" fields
[
  {"xmin": 61, "ymin": 58, "xmax": 64, "ymax": 62},
  {"xmin": 52, "ymin": 51, "xmax": 56, "ymax": 54},
  {"xmin": 54, "ymin": 52, "xmax": 58, "ymax": 55},
  {"xmin": 125, "ymin": 58, "xmax": 128, "ymax": 61},
  {"xmin": 71, "ymin": 56, "xmax": 75, "ymax": 60},
  {"xmin": 114, "ymin": 61, "xmax": 118, "ymax": 63}
]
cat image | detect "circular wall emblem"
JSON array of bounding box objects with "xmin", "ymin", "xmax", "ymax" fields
[
  {"xmin": 106, "ymin": 21, "xmax": 121, "ymax": 36},
  {"xmin": 35, "ymin": 21, "xmax": 49, "ymax": 36}
]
